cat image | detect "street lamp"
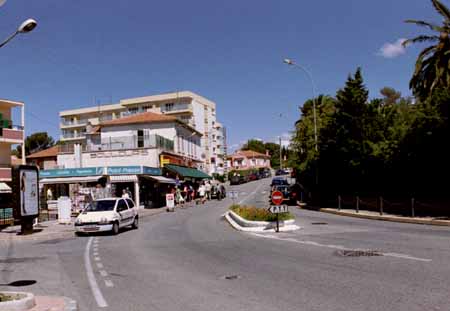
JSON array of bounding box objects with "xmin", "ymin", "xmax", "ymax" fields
[
  {"xmin": 283, "ymin": 58, "xmax": 318, "ymax": 152},
  {"xmin": 0, "ymin": 18, "xmax": 37, "ymax": 49}
]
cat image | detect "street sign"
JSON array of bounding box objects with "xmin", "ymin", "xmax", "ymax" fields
[
  {"xmin": 228, "ymin": 190, "xmax": 238, "ymax": 199},
  {"xmin": 268, "ymin": 205, "xmax": 289, "ymax": 214},
  {"xmin": 271, "ymin": 191, "xmax": 284, "ymax": 206}
]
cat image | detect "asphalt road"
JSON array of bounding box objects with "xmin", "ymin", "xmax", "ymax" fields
[{"xmin": 1, "ymin": 178, "xmax": 450, "ymax": 311}]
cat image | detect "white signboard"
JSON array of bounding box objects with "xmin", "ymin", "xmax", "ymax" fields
[
  {"xmin": 20, "ymin": 169, "xmax": 39, "ymax": 217},
  {"xmin": 228, "ymin": 190, "xmax": 238, "ymax": 199},
  {"xmin": 166, "ymin": 193, "xmax": 175, "ymax": 209},
  {"xmin": 268, "ymin": 205, "xmax": 289, "ymax": 214}
]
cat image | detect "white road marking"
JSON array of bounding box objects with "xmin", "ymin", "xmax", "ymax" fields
[
  {"xmin": 239, "ymin": 183, "xmax": 266, "ymax": 205},
  {"xmin": 94, "ymin": 256, "xmax": 101, "ymax": 261},
  {"xmin": 93, "ymin": 252, "xmax": 99, "ymax": 256},
  {"xmin": 104, "ymin": 279, "xmax": 114, "ymax": 287},
  {"xmin": 99, "ymin": 270, "xmax": 108, "ymax": 277},
  {"xmin": 84, "ymin": 237, "xmax": 108, "ymax": 308},
  {"xmin": 96, "ymin": 263, "xmax": 104, "ymax": 269},
  {"xmin": 250, "ymin": 233, "xmax": 432, "ymax": 263}
]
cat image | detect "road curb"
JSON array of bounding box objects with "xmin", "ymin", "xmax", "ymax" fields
[
  {"xmin": 320, "ymin": 208, "xmax": 450, "ymax": 227},
  {"xmin": 225, "ymin": 211, "xmax": 300, "ymax": 232}
]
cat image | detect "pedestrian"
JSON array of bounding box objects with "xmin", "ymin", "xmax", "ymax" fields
[
  {"xmin": 205, "ymin": 181, "xmax": 212, "ymax": 201},
  {"xmin": 121, "ymin": 189, "xmax": 130, "ymax": 199},
  {"xmin": 176, "ymin": 187, "xmax": 185, "ymax": 208},
  {"xmin": 198, "ymin": 183, "xmax": 206, "ymax": 204}
]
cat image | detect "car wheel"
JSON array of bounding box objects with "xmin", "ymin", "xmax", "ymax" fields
[
  {"xmin": 131, "ymin": 216, "xmax": 139, "ymax": 229},
  {"xmin": 112, "ymin": 222, "xmax": 119, "ymax": 235}
]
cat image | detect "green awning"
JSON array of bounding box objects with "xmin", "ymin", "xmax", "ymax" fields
[{"xmin": 165, "ymin": 164, "xmax": 212, "ymax": 179}]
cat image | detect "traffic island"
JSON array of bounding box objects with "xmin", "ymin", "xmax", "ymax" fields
[
  {"xmin": 225, "ymin": 205, "xmax": 300, "ymax": 232},
  {"xmin": 0, "ymin": 292, "xmax": 78, "ymax": 311}
]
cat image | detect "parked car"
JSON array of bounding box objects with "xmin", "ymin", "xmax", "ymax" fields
[
  {"xmin": 75, "ymin": 198, "xmax": 138, "ymax": 235},
  {"xmin": 275, "ymin": 169, "xmax": 289, "ymax": 176},
  {"xmin": 211, "ymin": 185, "xmax": 226, "ymax": 200},
  {"xmin": 230, "ymin": 175, "xmax": 241, "ymax": 185},
  {"xmin": 248, "ymin": 172, "xmax": 258, "ymax": 181},
  {"xmin": 271, "ymin": 176, "xmax": 289, "ymax": 187}
]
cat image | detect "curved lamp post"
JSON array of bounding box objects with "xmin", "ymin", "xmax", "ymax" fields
[
  {"xmin": 283, "ymin": 58, "xmax": 318, "ymax": 152},
  {"xmin": 0, "ymin": 18, "xmax": 37, "ymax": 49}
]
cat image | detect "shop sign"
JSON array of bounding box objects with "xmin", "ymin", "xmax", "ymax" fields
[
  {"xmin": 40, "ymin": 167, "xmax": 104, "ymax": 178},
  {"xmin": 107, "ymin": 166, "xmax": 141, "ymax": 175},
  {"xmin": 142, "ymin": 166, "xmax": 161, "ymax": 176}
]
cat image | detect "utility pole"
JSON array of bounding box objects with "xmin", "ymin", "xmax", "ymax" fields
[{"xmin": 279, "ymin": 136, "xmax": 282, "ymax": 170}]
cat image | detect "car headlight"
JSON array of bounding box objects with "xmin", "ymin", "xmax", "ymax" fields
[
  {"xmin": 75, "ymin": 218, "xmax": 82, "ymax": 225},
  {"xmin": 99, "ymin": 217, "xmax": 109, "ymax": 224}
]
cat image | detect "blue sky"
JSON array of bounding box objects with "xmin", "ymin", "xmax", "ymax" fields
[{"xmin": 0, "ymin": 0, "xmax": 442, "ymax": 150}]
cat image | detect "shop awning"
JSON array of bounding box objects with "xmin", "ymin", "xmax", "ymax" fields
[
  {"xmin": 165, "ymin": 164, "xmax": 212, "ymax": 179},
  {"xmin": 0, "ymin": 182, "xmax": 11, "ymax": 193},
  {"xmin": 145, "ymin": 175, "xmax": 176, "ymax": 184},
  {"xmin": 109, "ymin": 175, "xmax": 138, "ymax": 183},
  {"xmin": 40, "ymin": 176, "xmax": 103, "ymax": 185}
]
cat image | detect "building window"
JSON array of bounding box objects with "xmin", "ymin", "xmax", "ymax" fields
[
  {"xmin": 137, "ymin": 130, "xmax": 144, "ymax": 148},
  {"xmin": 128, "ymin": 107, "xmax": 139, "ymax": 115},
  {"xmin": 141, "ymin": 104, "xmax": 152, "ymax": 111},
  {"xmin": 165, "ymin": 103, "xmax": 174, "ymax": 111}
]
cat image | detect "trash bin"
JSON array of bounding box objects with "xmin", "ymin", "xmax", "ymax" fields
[{"xmin": 58, "ymin": 196, "xmax": 72, "ymax": 224}]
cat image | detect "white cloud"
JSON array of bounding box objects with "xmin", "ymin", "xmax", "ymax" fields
[{"xmin": 378, "ymin": 38, "xmax": 407, "ymax": 59}]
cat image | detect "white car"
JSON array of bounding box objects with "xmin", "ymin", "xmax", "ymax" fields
[{"xmin": 75, "ymin": 198, "xmax": 139, "ymax": 235}]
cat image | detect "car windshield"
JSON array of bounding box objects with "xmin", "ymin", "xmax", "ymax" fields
[
  {"xmin": 85, "ymin": 200, "xmax": 116, "ymax": 212},
  {"xmin": 272, "ymin": 178, "xmax": 288, "ymax": 185}
]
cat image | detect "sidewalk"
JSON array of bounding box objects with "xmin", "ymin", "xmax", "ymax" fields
[
  {"xmin": 30, "ymin": 296, "xmax": 77, "ymax": 311},
  {"xmin": 0, "ymin": 207, "xmax": 166, "ymax": 244},
  {"xmin": 320, "ymin": 208, "xmax": 450, "ymax": 227}
]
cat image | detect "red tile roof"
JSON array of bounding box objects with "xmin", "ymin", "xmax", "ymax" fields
[
  {"xmin": 27, "ymin": 145, "xmax": 59, "ymax": 159},
  {"xmin": 100, "ymin": 112, "xmax": 177, "ymax": 126},
  {"xmin": 228, "ymin": 150, "xmax": 271, "ymax": 159}
]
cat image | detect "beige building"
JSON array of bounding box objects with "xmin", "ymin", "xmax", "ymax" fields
[
  {"xmin": 0, "ymin": 99, "xmax": 25, "ymax": 184},
  {"xmin": 59, "ymin": 91, "xmax": 226, "ymax": 174}
]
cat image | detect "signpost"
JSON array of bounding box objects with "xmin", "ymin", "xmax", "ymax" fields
[
  {"xmin": 269, "ymin": 191, "xmax": 288, "ymax": 233},
  {"xmin": 11, "ymin": 165, "xmax": 39, "ymax": 235},
  {"xmin": 166, "ymin": 193, "xmax": 175, "ymax": 212}
]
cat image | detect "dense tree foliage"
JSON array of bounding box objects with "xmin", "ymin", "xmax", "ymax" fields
[
  {"xmin": 292, "ymin": 67, "xmax": 449, "ymax": 202},
  {"xmin": 14, "ymin": 132, "xmax": 55, "ymax": 158}
]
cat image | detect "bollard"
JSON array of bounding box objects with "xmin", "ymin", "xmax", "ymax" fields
[
  {"xmin": 379, "ymin": 197, "xmax": 384, "ymax": 216},
  {"xmin": 411, "ymin": 198, "xmax": 415, "ymax": 218},
  {"xmin": 356, "ymin": 196, "xmax": 360, "ymax": 213},
  {"xmin": 338, "ymin": 195, "xmax": 341, "ymax": 211}
]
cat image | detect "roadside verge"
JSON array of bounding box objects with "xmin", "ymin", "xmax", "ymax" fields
[{"xmin": 320, "ymin": 208, "xmax": 450, "ymax": 227}]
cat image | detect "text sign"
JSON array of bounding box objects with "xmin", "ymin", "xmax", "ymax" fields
[
  {"xmin": 40, "ymin": 167, "xmax": 103, "ymax": 178},
  {"xmin": 166, "ymin": 193, "xmax": 175, "ymax": 209},
  {"xmin": 268, "ymin": 205, "xmax": 289, "ymax": 214},
  {"xmin": 228, "ymin": 190, "xmax": 238, "ymax": 199},
  {"xmin": 271, "ymin": 191, "xmax": 284, "ymax": 206}
]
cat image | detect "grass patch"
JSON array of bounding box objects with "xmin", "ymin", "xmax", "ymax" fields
[{"xmin": 230, "ymin": 204, "xmax": 294, "ymax": 222}]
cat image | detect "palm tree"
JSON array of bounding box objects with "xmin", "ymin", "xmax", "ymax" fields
[{"xmin": 404, "ymin": 0, "xmax": 450, "ymax": 99}]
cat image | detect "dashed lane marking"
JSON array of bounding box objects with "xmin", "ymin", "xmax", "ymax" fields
[
  {"xmin": 104, "ymin": 279, "xmax": 114, "ymax": 288},
  {"xmin": 84, "ymin": 237, "xmax": 108, "ymax": 308},
  {"xmin": 99, "ymin": 270, "xmax": 108, "ymax": 277},
  {"xmin": 96, "ymin": 263, "xmax": 104, "ymax": 269}
]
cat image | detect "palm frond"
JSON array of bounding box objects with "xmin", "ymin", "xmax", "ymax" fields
[
  {"xmin": 431, "ymin": 0, "xmax": 450, "ymax": 21},
  {"xmin": 403, "ymin": 35, "xmax": 440, "ymax": 47},
  {"xmin": 417, "ymin": 45, "xmax": 438, "ymax": 60},
  {"xmin": 404, "ymin": 19, "xmax": 446, "ymax": 32}
]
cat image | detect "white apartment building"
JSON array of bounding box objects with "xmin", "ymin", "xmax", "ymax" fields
[{"xmin": 59, "ymin": 91, "xmax": 226, "ymax": 174}]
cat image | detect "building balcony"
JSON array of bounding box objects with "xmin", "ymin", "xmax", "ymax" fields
[
  {"xmin": 60, "ymin": 119, "xmax": 88, "ymax": 128},
  {"xmin": 0, "ymin": 167, "xmax": 11, "ymax": 181},
  {"xmin": 85, "ymin": 134, "xmax": 174, "ymax": 153},
  {"xmin": 60, "ymin": 133, "xmax": 86, "ymax": 141},
  {"xmin": 0, "ymin": 126, "xmax": 24, "ymax": 143}
]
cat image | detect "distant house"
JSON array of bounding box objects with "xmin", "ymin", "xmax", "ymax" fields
[
  {"xmin": 226, "ymin": 150, "xmax": 271, "ymax": 170},
  {"xmin": 27, "ymin": 145, "xmax": 59, "ymax": 170}
]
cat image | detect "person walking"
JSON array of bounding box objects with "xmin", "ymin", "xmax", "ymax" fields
[
  {"xmin": 198, "ymin": 183, "xmax": 206, "ymax": 204},
  {"xmin": 205, "ymin": 181, "xmax": 212, "ymax": 201}
]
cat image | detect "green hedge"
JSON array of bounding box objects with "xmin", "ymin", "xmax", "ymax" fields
[
  {"xmin": 227, "ymin": 169, "xmax": 258, "ymax": 180},
  {"xmin": 230, "ymin": 204, "xmax": 294, "ymax": 222}
]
